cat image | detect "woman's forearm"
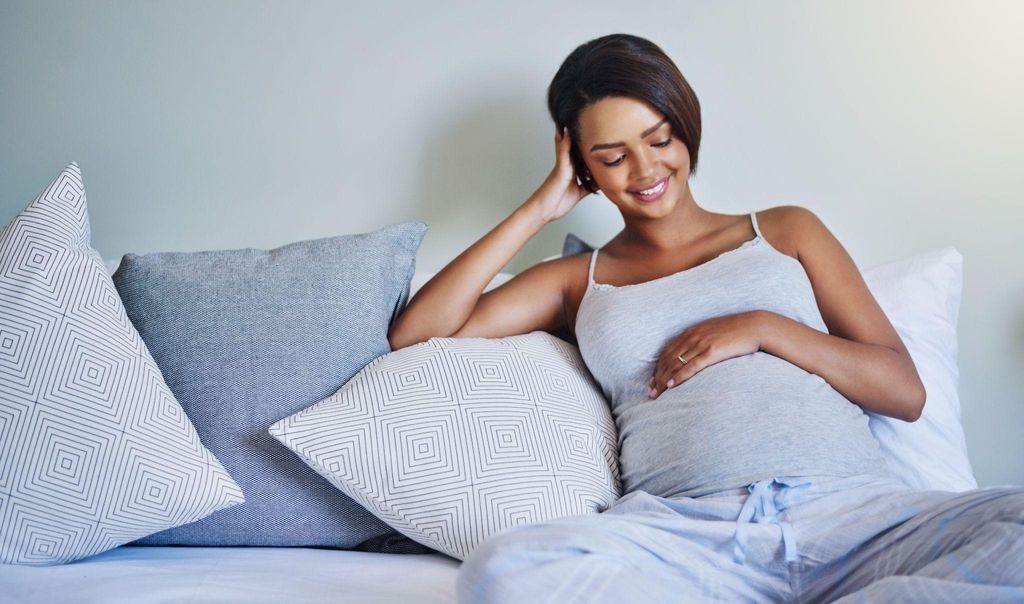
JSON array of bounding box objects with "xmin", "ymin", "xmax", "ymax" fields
[
  {"xmin": 389, "ymin": 127, "xmax": 588, "ymax": 350},
  {"xmin": 388, "ymin": 201, "xmax": 547, "ymax": 350},
  {"xmin": 757, "ymin": 311, "xmax": 926, "ymax": 422}
]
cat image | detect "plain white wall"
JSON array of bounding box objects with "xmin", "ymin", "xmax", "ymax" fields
[{"xmin": 2, "ymin": 0, "xmax": 1021, "ymax": 486}]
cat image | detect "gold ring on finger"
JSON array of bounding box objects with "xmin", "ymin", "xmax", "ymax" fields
[{"xmin": 677, "ymin": 354, "xmax": 688, "ymax": 366}]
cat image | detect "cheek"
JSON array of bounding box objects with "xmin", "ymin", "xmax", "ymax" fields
[
  {"xmin": 590, "ymin": 167, "xmax": 626, "ymax": 192},
  {"xmin": 672, "ymin": 144, "xmax": 691, "ymax": 171}
]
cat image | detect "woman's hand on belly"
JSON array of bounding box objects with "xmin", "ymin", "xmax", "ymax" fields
[{"xmin": 648, "ymin": 310, "xmax": 770, "ymax": 399}]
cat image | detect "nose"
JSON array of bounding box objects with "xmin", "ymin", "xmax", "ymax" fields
[{"xmin": 630, "ymin": 146, "xmax": 657, "ymax": 181}]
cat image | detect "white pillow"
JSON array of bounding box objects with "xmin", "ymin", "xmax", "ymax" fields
[
  {"xmin": 0, "ymin": 163, "xmax": 244, "ymax": 565},
  {"xmin": 269, "ymin": 331, "xmax": 620, "ymax": 560},
  {"xmin": 863, "ymin": 247, "xmax": 977, "ymax": 491}
]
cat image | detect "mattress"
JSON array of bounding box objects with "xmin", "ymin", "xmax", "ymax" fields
[{"xmin": 0, "ymin": 546, "xmax": 460, "ymax": 603}]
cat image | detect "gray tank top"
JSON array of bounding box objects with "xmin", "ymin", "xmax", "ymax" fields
[{"xmin": 575, "ymin": 212, "xmax": 889, "ymax": 498}]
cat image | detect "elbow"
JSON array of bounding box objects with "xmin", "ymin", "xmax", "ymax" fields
[
  {"xmin": 900, "ymin": 405, "xmax": 924, "ymax": 423},
  {"xmin": 887, "ymin": 354, "xmax": 926, "ymax": 422},
  {"xmin": 388, "ymin": 329, "xmax": 419, "ymax": 352},
  {"xmin": 387, "ymin": 323, "xmax": 447, "ymax": 352},
  {"xmin": 387, "ymin": 322, "xmax": 414, "ymax": 352},
  {"xmin": 387, "ymin": 313, "xmax": 432, "ymax": 351},
  {"xmin": 899, "ymin": 380, "xmax": 927, "ymax": 423},
  {"xmin": 388, "ymin": 306, "xmax": 434, "ymax": 351},
  {"xmin": 388, "ymin": 307, "xmax": 469, "ymax": 351}
]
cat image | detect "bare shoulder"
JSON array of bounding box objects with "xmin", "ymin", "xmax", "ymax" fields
[
  {"xmin": 519, "ymin": 252, "xmax": 590, "ymax": 285},
  {"xmin": 755, "ymin": 205, "xmax": 830, "ymax": 260}
]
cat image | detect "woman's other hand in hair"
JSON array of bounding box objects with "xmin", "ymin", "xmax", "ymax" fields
[{"xmin": 523, "ymin": 127, "xmax": 593, "ymax": 224}]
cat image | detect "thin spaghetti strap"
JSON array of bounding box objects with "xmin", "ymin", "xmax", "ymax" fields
[
  {"xmin": 749, "ymin": 211, "xmax": 764, "ymax": 239},
  {"xmin": 587, "ymin": 249, "xmax": 599, "ymax": 285}
]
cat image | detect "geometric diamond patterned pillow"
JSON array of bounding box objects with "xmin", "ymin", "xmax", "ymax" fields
[
  {"xmin": 269, "ymin": 331, "xmax": 621, "ymax": 561},
  {"xmin": 0, "ymin": 163, "xmax": 244, "ymax": 565}
]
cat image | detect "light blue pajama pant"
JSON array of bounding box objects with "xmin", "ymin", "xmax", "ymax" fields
[{"xmin": 457, "ymin": 474, "xmax": 1024, "ymax": 603}]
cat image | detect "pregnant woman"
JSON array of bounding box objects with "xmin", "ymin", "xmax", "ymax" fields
[{"xmin": 388, "ymin": 33, "xmax": 1024, "ymax": 603}]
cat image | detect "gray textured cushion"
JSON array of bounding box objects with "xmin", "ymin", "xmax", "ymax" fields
[
  {"xmin": 0, "ymin": 164, "xmax": 243, "ymax": 565},
  {"xmin": 561, "ymin": 233, "xmax": 594, "ymax": 257},
  {"xmin": 270, "ymin": 331, "xmax": 621, "ymax": 561},
  {"xmin": 112, "ymin": 222, "xmax": 428, "ymax": 549}
]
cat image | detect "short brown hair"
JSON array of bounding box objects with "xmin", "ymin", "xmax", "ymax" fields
[{"xmin": 547, "ymin": 34, "xmax": 702, "ymax": 193}]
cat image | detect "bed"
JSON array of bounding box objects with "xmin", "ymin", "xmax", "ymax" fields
[
  {"xmin": 0, "ymin": 165, "xmax": 983, "ymax": 602},
  {"xmin": 0, "ymin": 547, "xmax": 459, "ymax": 603}
]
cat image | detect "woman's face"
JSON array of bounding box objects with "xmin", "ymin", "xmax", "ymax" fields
[{"xmin": 576, "ymin": 96, "xmax": 691, "ymax": 217}]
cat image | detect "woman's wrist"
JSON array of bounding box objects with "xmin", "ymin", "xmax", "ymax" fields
[
  {"xmin": 754, "ymin": 310, "xmax": 783, "ymax": 352},
  {"xmin": 517, "ymin": 196, "xmax": 554, "ymax": 230}
]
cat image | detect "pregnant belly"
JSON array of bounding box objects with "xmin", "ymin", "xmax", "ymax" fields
[{"xmin": 612, "ymin": 353, "xmax": 881, "ymax": 497}]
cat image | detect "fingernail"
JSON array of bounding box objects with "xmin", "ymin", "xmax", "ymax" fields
[
  {"xmin": 648, "ymin": 388, "xmax": 656, "ymax": 399},
  {"xmin": 667, "ymin": 379, "xmax": 675, "ymax": 388}
]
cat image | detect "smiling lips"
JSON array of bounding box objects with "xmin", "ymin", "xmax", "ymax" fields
[{"xmin": 629, "ymin": 176, "xmax": 669, "ymax": 202}]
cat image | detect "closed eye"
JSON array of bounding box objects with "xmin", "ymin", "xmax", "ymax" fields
[{"xmin": 601, "ymin": 139, "xmax": 672, "ymax": 167}]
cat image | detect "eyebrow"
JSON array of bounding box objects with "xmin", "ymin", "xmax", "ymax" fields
[{"xmin": 589, "ymin": 119, "xmax": 669, "ymax": 152}]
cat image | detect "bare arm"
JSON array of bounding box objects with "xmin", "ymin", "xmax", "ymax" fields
[
  {"xmin": 757, "ymin": 206, "xmax": 926, "ymax": 421},
  {"xmin": 388, "ymin": 127, "xmax": 591, "ymax": 349},
  {"xmin": 650, "ymin": 206, "xmax": 926, "ymax": 422},
  {"xmin": 756, "ymin": 310, "xmax": 924, "ymax": 421}
]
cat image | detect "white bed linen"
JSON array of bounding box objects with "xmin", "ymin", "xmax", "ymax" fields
[{"xmin": 0, "ymin": 547, "xmax": 459, "ymax": 603}]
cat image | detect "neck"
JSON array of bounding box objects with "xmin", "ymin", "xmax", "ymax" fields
[{"xmin": 619, "ymin": 186, "xmax": 713, "ymax": 251}]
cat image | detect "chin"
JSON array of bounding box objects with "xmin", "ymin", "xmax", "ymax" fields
[{"xmin": 617, "ymin": 200, "xmax": 675, "ymax": 221}]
